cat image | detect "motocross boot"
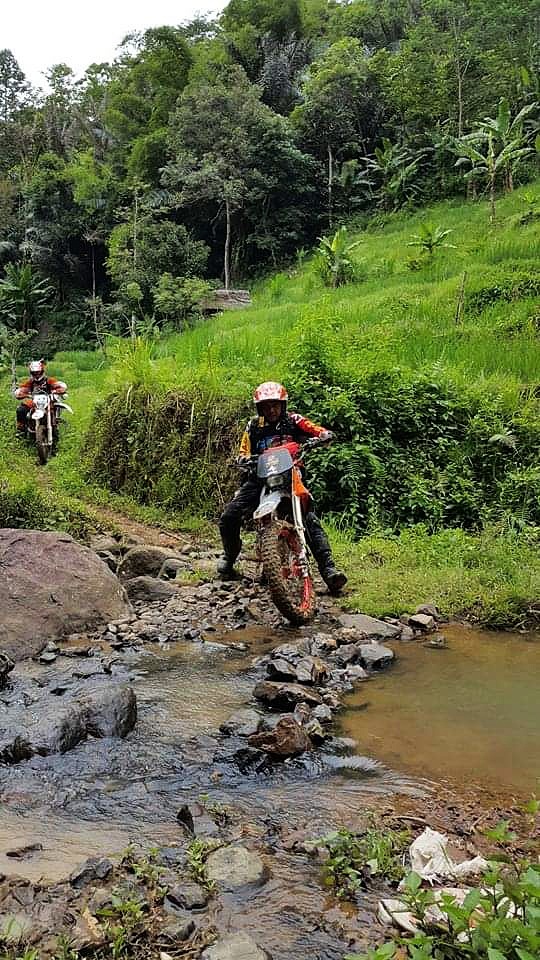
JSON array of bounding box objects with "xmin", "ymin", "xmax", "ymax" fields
[
  {"xmin": 216, "ymin": 555, "xmax": 240, "ymax": 580},
  {"xmin": 305, "ymin": 512, "xmax": 348, "ymax": 595}
]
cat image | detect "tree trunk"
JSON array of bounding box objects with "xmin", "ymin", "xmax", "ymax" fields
[
  {"xmin": 224, "ymin": 197, "xmax": 231, "ymax": 292},
  {"xmin": 490, "ymin": 173, "xmax": 496, "ymax": 223},
  {"xmin": 90, "ymin": 243, "xmax": 102, "ymax": 349},
  {"xmin": 327, "ymin": 143, "xmax": 333, "ymax": 229}
]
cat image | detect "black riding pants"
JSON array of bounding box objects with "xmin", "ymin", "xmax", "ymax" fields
[{"xmin": 219, "ymin": 478, "xmax": 333, "ymax": 574}]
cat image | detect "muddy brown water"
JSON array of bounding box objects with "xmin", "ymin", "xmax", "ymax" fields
[
  {"xmin": 0, "ymin": 623, "xmax": 538, "ymax": 958},
  {"xmin": 341, "ymin": 623, "xmax": 540, "ymax": 796}
]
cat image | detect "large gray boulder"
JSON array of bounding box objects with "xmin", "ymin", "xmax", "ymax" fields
[{"xmin": 0, "ymin": 530, "xmax": 130, "ymax": 661}]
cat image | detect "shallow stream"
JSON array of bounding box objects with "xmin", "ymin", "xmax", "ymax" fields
[{"xmin": 0, "ymin": 623, "xmax": 538, "ymax": 958}]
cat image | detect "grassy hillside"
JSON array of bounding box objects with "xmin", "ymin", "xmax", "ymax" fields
[{"xmin": 1, "ymin": 184, "xmax": 539, "ymax": 626}]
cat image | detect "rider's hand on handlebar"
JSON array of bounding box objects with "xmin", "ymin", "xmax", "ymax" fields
[
  {"xmin": 303, "ymin": 431, "xmax": 334, "ymax": 451},
  {"xmin": 235, "ymin": 454, "xmax": 258, "ymax": 472}
]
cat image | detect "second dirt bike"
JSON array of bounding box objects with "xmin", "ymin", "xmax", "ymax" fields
[
  {"xmin": 245, "ymin": 438, "xmax": 325, "ymax": 625},
  {"xmin": 28, "ymin": 392, "xmax": 72, "ymax": 464}
]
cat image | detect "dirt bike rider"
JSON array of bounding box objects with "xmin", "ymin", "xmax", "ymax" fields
[
  {"xmin": 13, "ymin": 359, "xmax": 67, "ymax": 437},
  {"xmin": 217, "ymin": 381, "xmax": 348, "ymax": 594}
]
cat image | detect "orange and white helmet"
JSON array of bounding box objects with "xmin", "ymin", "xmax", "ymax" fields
[
  {"xmin": 29, "ymin": 359, "xmax": 46, "ymax": 378},
  {"xmin": 253, "ymin": 381, "xmax": 288, "ymax": 407}
]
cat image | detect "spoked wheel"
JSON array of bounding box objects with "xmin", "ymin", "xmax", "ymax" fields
[
  {"xmin": 260, "ymin": 522, "xmax": 315, "ymax": 625},
  {"xmin": 35, "ymin": 423, "xmax": 50, "ymax": 465}
]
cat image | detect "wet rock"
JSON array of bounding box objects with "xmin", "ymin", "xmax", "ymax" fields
[
  {"xmin": 293, "ymin": 702, "xmax": 311, "ymax": 725},
  {"xmin": 312, "ymin": 704, "xmax": 333, "ymax": 724},
  {"xmin": 70, "ymin": 857, "xmax": 113, "ymax": 887},
  {"xmin": 202, "ymin": 933, "xmax": 270, "ymax": 960},
  {"xmin": 295, "ymin": 656, "xmax": 329, "ymax": 685},
  {"xmin": 339, "ymin": 613, "xmax": 401, "ymax": 640},
  {"xmin": 249, "ymin": 716, "xmax": 312, "ymax": 758},
  {"xmin": 39, "ymin": 651, "xmax": 57, "ymax": 664},
  {"xmin": 253, "ymin": 681, "xmax": 322, "ymax": 710},
  {"xmin": 118, "ymin": 546, "xmax": 182, "ymax": 581},
  {"xmin": 82, "ymin": 684, "xmax": 137, "ymax": 738},
  {"xmin": 345, "ymin": 664, "xmax": 369, "ymax": 681},
  {"xmin": 206, "ymin": 845, "xmax": 267, "ymax": 891},
  {"xmin": 330, "ymin": 643, "xmax": 360, "ymax": 665},
  {"xmin": 304, "ymin": 718, "xmax": 326, "ymax": 743},
  {"xmin": 424, "ymin": 634, "xmax": 448, "ymax": 649},
  {"xmin": 266, "ymin": 658, "xmax": 297, "ymax": 681},
  {"xmin": 0, "ymin": 681, "xmax": 136, "ymax": 763},
  {"xmin": 310, "ymin": 633, "xmax": 337, "ymax": 655},
  {"xmin": 160, "ymin": 913, "xmax": 196, "ymax": 939},
  {"xmin": 359, "ymin": 642, "xmax": 395, "ymax": 669},
  {"xmin": 322, "ymin": 691, "xmax": 341, "ymax": 711},
  {"xmin": 125, "ymin": 577, "xmax": 178, "ymax": 602},
  {"xmin": 409, "ymin": 613, "xmax": 436, "ymax": 632},
  {"xmin": 176, "ymin": 803, "xmax": 220, "ymax": 838},
  {"xmin": 0, "ymin": 529, "xmax": 130, "ymax": 661},
  {"xmin": 399, "ymin": 625, "xmax": 415, "ymax": 641},
  {"xmin": 220, "ymin": 709, "xmax": 262, "ymax": 737},
  {"xmin": 6, "ymin": 842, "xmax": 43, "ymax": 860},
  {"xmin": 0, "ymin": 652, "xmax": 15, "ymax": 688},
  {"xmin": 165, "ymin": 882, "xmax": 209, "ymax": 911},
  {"xmin": 415, "ymin": 603, "xmax": 440, "ymax": 620}
]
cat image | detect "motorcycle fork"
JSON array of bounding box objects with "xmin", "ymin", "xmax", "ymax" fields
[{"xmin": 47, "ymin": 404, "xmax": 53, "ymax": 447}]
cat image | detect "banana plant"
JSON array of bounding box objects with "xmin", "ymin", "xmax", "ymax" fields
[
  {"xmin": 367, "ymin": 139, "xmax": 423, "ymax": 210},
  {"xmin": 407, "ymin": 223, "xmax": 456, "ymax": 258},
  {"xmin": 316, "ymin": 226, "xmax": 363, "ymax": 287},
  {"xmin": 455, "ymin": 131, "xmax": 532, "ymax": 221},
  {"xmin": 476, "ymin": 98, "xmax": 538, "ymax": 191}
]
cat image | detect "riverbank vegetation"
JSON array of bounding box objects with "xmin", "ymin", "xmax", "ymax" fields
[
  {"xmin": 0, "ymin": 1, "xmax": 539, "ymax": 627},
  {"xmin": 0, "ymin": 183, "xmax": 539, "ymax": 627}
]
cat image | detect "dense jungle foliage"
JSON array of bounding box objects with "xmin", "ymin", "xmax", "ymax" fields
[
  {"xmin": 1, "ymin": 1, "xmax": 539, "ymax": 625},
  {"xmin": 0, "ymin": 0, "xmax": 539, "ymax": 355}
]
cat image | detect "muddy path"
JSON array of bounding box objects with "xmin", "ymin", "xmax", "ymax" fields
[{"xmin": 0, "ymin": 516, "xmax": 538, "ymax": 959}]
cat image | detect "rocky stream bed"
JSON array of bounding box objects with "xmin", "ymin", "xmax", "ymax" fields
[{"xmin": 0, "ymin": 527, "xmax": 537, "ymax": 959}]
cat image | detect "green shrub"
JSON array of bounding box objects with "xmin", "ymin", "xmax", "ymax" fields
[{"xmin": 465, "ymin": 262, "xmax": 540, "ymax": 316}]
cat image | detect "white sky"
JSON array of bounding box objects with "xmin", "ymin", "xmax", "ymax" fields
[{"xmin": 3, "ymin": 1, "xmax": 225, "ymax": 89}]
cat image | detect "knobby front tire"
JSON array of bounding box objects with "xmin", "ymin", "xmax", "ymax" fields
[
  {"xmin": 260, "ymin": 522, "xmax": 315, "ymax": 626},
  {"xmin": 35, "ymin": 423, "xmax": 50, "ymax": 465}
]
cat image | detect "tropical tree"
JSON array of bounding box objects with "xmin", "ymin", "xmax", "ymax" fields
[
  {"xmin": 454, "ymin": 99, "xmax": 537, "ymax": 220},
  {"xmin": 292, "ymin": 39, "xmax": 383, "ymax": 225},
  {"xmin": 316, "ymin": 226, "xmax": 362, "ymax": 287},
  {"xmin": 165, "ymin": 66, "xmax": 315, "ymax": 288}
]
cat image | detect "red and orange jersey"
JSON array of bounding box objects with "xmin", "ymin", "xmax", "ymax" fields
[
  {"xmin": 14, "ymin": 377, "xmax": 67, "ymax": 401},
  {"xmin": 238, "ymin": 412, "xmax": 328, "ymax": 458}
]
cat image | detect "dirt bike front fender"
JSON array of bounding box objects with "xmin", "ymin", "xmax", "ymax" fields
[
  {"xmin": 253, "ymin": 490, "xmax": 282, "ymax": 522},
  {"xmin": 31, "ymin": 409, "xmax": 45, "ymax": 420}
]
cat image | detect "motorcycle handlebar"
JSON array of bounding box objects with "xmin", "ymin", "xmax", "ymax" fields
[{"xmin": 235, "ymin": 436, "xmax": 331, "ymax": 471}]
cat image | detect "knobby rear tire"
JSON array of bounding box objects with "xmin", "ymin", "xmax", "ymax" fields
[
  {"xmin": 260, "ymin": 523, "xmax": 315, "ymax": 626},
  {"xmin": 35, "ymin": 423, "xmax": 49, "ymax": 465}
]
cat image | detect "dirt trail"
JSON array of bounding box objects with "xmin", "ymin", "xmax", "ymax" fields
[{"xmin": 87, "ymin": 502, "xmax": 196, "ymax": 551}]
